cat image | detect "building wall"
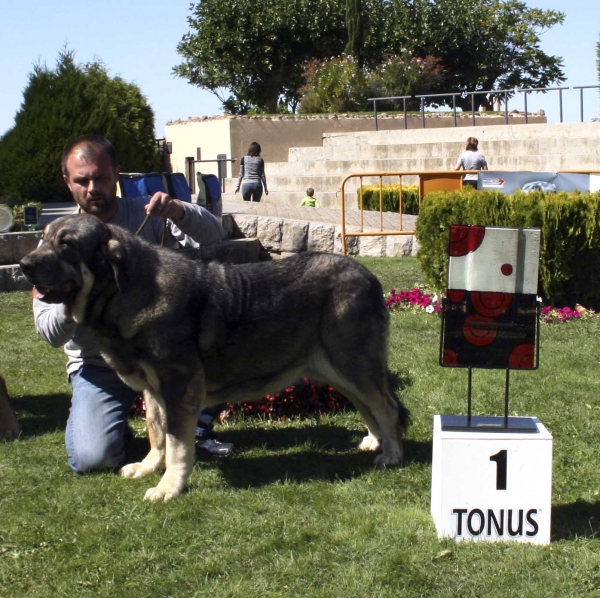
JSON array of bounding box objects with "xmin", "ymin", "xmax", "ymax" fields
[
  {"xmin": 165, "ymin": 113, "xmax": 547, "ymax": 181},
  {"xmin": 165, "ymin": 118, "xmax": 233, "ymax": 180}
]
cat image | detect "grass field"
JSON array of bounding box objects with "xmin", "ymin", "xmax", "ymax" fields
[{"xmin": 1, "ymin": 257, "xmax": 599, "ymax": 597}]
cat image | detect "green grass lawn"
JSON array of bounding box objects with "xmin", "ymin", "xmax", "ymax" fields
[{"xmin": 1, "ymin": 257, "xmax": 599, "ymax": 597}]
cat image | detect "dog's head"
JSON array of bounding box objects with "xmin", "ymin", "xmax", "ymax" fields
[{"xmin": 20, "ymin": 214, "xmax": 129, "ymax": 304}]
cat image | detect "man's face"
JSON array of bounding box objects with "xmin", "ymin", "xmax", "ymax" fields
[{"xmin": 62, "ymin": 147, "xmax": 120, "ymax": 221}]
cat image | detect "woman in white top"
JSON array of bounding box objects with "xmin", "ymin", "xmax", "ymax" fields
[{"xmin": 454, "ymin": 137, "xmax": 488, "ymax": 188}]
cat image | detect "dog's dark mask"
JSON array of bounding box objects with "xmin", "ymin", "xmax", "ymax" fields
[{"xmin": 20, "ymin": 214, "xmax": 120, "ymax": 303}]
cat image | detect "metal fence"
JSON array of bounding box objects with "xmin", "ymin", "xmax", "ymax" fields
[{"xmin": 368, "ymin": 85, "xmax": 600, "ymax": 131}]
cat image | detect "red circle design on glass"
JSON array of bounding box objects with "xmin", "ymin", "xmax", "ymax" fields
[
  {"xmin": 463, "ymin": 315, "xmax": 497, "ymax": 347},
  {"xmin": 449, "ymin": 225, "xmax": 486, "ymax": 256},
  {"xmin": 443, "ymin": 349, "xmax": 459, "ymax": 365},
  {"xmin": 509, "ymin": 344, "xmax": 535, "ymax": 369},
  {"xmin": 501, "ymin": 263, "xmax": 513, "ymax": 276},
  {"xmin": 447, "ymin": 289, "xmax": 466, "ymax": 303},
  {"xmin": 471, "ymin": 292, "xmax": 513, "ymax": 318}
]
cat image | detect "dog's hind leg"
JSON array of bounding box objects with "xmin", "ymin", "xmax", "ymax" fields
[
  {"xmin": 311, "ymin": 349, "xmax": 409, "ymax": 467},
  {"xmin": 337, "ymin": 380, "xmax": 407, "ymax": 467},
  {"xmin": 120, "ymin": 391, "xmax": 166, "ymax": 479}
]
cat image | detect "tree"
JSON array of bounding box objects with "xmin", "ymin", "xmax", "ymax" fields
[
  {"xmin": 0, "ymin": 50, "xmax": 161, "ymax": 204},
  {"xmin": 345, "ymin": 0, "xmax": 365, "ymax": 68},
  {"xmin": 174, "ymin": 0, "xmax": 347, "ymax": 114},
  {"xmin": 384, "ymin": 0, "xmax": 566, "ymax": 109}
]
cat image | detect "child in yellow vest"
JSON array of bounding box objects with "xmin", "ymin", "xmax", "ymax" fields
[{"xmin": 299, "ymin": 187, "xmax": 319, "ymax": 207}]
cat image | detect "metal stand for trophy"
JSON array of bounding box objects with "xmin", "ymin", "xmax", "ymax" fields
[{"xmin": 430, "ymin": 225, "xmax": 553, "ymax": 544}]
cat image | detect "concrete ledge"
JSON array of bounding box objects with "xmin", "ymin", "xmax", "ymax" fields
[
  {"xmin": 229, "ymin": 213, "xmax": 418, "ymax": 259},
  {"xmin": 0, "ymin": 231, "xmax": 42, "ymax": 266}
]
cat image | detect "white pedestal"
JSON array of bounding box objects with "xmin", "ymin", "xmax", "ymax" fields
[{"xmin": 431, "ymin": 415, "xmax": 553, "ymax": 544}]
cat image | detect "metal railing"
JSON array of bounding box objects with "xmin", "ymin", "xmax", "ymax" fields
[
  {"xmin": 185, "ymin": 157, "xmax": 236, "ymax": 193},
  {"xmin": 339, "ymin": 169, "xmax": 600, "ymax": 254},
  {"xmin": 369, "ymin": 85, "xmax": 599, "ymax": 131},
  {"xmin": 339, "ymin": 170, "xmax": 477, "ymax": 255}
]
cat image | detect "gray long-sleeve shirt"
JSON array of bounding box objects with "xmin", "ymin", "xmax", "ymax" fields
[
  {"xmin": 237, "ymin": 155, "xmax": 267, "ymax": 191},
  {"xmin": 33, "ymin": 196, "xmax": 225, "ymax": 376}
]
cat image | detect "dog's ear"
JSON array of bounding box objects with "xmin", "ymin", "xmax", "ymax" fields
[{"xmin": 103, "ymin": 239, "xmax": 129, "ymax": 293}]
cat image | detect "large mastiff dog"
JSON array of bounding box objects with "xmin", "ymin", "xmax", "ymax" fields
[{"xmin": 20, "ymin": 214, "xmax": 409, "ymax": 500}]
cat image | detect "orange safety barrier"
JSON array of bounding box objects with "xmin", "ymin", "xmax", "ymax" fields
[
  {"xmin": 339, "ymin": 170, "xmax": 478, "ymax": 255},
  {"xmin": 339, "ymin": 170, "xmax": 600, "ymax": 255}
]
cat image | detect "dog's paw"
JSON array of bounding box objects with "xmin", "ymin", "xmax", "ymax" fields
[
  {"xmin": 358, "ymin": 433, "xmax": 380, "ymax": 452},
  {"xmin": 143, "ymin": 485, "xmax": 180, "ymax": 502},
  {"xmin": 373, "ymin": 446, "xmax": 404, "ymax": 468},
  {"xmin": 120, "ymin": 463, "xmax": 151, "ymax": 479},
  {"xmin": 0, "ymin": 423, "xmax": 21, "ymax": 440}
]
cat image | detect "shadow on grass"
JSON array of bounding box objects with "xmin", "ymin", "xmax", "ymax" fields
[
  {"xmin": 13, "ymin": 393, "xmax": 71, "ymax": 437},
  {"xmin": 551, "ymin": 500, "xmax": 600, "ymax": 541},
  {"xmin": 195, "ymin": 425, "xmax": 431, "ymax": 488}
]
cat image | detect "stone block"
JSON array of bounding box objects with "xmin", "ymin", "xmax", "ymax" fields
[
  {"xmin": 221, "ymin": 214, "xmax": 235, "ymax": 238},
  {"xmin": 307, "ymin": 223, "xmax": 335, "ymax": 253},
  {"xmin": 231, "ymin": 214, "xmax": 258, "ymax": 238},
  {"xmin": 333, "ymin": 226, "xmax": 360, "ymax": 256},
  {"xmin": 386, "ymin": 234, "xmax": 416, "ymax": 257},
  {"xmin": 358, "ymin": 235, "xmax": 386, "ymax": 257},
  {"xmin": 281, "ymin": 220, "xmax": 308, "ymax": 253},
  {"xmin": 256, "ymin": 217, "xmax": 283, "ymax": 252},
  {"xmin": 214, "ymin": 238, "xmax": 261, "ymax": 264}
]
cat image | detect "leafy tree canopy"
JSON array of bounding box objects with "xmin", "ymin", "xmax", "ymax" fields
[
  {"xmin": 385, "ymin": 0, "xmax": 566, "ymax": 109},
  {"xmin": 175, "ymin": 0, "xmax": 565, "ymax": 114},
  {"xmin": 174, "ymin": 0, "xmax": 347, "ymax": 114},
  {"xmin": 0, "ymin": 49, "xmax": 160, "ymax": 204}
]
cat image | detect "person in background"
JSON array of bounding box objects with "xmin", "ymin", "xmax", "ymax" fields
[
  {"xmin": 454, "ymin": 136, "xmax": 488, "ymax": 189},
  {"xmin": 299, "ymin": 187, "xmax": 319, "ymax": 207},
  {"xmin": 33, "ymin": 134, "xmax": 233, "ymax": 475},
  {"xmin": 235, "ymin": 142, "xmax": 268, "ymax": 202}
]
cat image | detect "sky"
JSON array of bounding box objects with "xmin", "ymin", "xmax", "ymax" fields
[{"xmin": 0, "ymin": 0, "xmax": 598, "ymax": 139}]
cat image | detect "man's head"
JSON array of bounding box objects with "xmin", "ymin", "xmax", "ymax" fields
[{"xmin": 61, "ymin": 135, "xmax": 120, "ymax": 221}]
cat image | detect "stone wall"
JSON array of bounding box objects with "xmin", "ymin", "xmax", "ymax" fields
[{"xmin": 166, "ymin": 112, "xmax": 546, "ymax": 182}]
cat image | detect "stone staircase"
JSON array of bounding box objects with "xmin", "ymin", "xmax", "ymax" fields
[{"xmin": 222, "ymin": 122, "xmax": 600, "ymax": 208}]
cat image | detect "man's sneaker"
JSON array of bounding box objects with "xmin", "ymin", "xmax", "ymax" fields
[{"xmin": 196, "ymin": 437, "xmax": 234, "ymax": 457}]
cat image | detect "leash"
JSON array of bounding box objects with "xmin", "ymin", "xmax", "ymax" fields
[{"xmin": 135, "ymin": 212, "xmax": 167, "ymax": 246}]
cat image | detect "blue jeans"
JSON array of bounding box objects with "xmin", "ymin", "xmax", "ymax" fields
[
  {"xmin": 67, "ymin": 365, "xmax": 138, "ymax": 474},
  {"xmin": 67, "ymin": 364, "xmax": 227, "ymax": 473},
  {"xmin": 242, "ymin": 182, "xmax": 263, "ymax": 202}
]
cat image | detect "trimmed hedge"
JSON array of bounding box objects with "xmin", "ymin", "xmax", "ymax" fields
[
  {"xmin": 415, "ymin": 188, "xmax": 600, "ymax": 309},
  {"xmin": 358, "ymin": 185, "xmax": 419, "ymax": 214}
]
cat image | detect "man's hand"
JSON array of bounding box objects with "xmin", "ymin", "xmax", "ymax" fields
[{"xmin": 145, "ymin": 192, "xmax": 185, "ymax": 222}]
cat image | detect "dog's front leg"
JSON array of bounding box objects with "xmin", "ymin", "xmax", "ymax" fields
[
  {"xmin": 143, "ymin": 408, "xmax": 197, "ymax": 501},
  {"xmin": 120, "ymin": 391, "xmax": 166, "ymax": 479},
  {"xmin": 143, "ymin": 367, "xmax": 204, "ymax": 501}
]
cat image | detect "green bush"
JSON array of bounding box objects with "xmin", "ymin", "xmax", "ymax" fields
[
  {"xmin": 415, "ymin": 188, "xmax": 600, "ymax": 309},
  {"xmin": 11, "ymin": 202, "xmax": 43, "ymax": 231},
  {"xmin": 358, "ymin": 185, "xmax": 419, "ymax": 214},
  {"xmin": 0, "ymin": 49, "xmax": 161, "ymax": 204}
]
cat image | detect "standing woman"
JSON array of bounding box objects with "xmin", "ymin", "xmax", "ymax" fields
[
  {"xmin": 236, "ymin": 142, "xmax": 268, "ymax": 202},
  {"xmin": 454, "ymin": 137, "xmax": 488, "ymax": 188}
]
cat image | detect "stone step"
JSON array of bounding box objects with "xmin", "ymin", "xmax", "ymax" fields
[
  {"xmin": 289, "ymin": 137, "xmax": 600, "ymax": 163},
  {"xmin": 224, "ymin": 174, "xmax": 415, "ymax": 196},
  {"xmin": 322, "ymin": 121, "xmax": 600, "ymax": 146},
  {"xmin": 265, "ymin": 152, "xmax": 600, "ymax": 178},
  {"xmin": 222, "ymin": 190, "xmax": 343, "ymax": 209}
]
